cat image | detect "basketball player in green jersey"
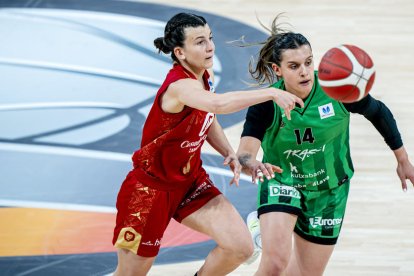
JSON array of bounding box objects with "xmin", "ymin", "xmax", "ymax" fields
[{"xmin": 237, "ymin": 15, "xmax": 414, "ymax": 275}]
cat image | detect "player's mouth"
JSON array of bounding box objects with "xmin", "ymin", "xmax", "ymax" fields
[{"xmin": 299, "ymin": 79, "xmax": 311, "ymax": 86}]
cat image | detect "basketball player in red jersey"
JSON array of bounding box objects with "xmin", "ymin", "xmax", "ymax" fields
[{"xmin": 112, "ymin": 13, "xmax": 304, "ymax": 276}]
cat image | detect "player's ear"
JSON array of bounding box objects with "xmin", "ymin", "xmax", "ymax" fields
[
  {"xmin": 271, "ymin": 63, "xmax": 282, "ymax": 77},
  {"xmin": 174, "ymin": 47, "xmax": 185, "ymax": 60}
]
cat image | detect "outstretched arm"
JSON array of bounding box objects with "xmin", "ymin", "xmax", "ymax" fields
[
  {"xmin": 344, "ymin": 95, "xmax": 402, "ymax": 150},
  {"xmin": 163, "ymin": 78, "xmax": 303, "ymax": 117},
  {"xmin": 206, "ymin": 118, "xmax": 241, "ymax": 186},
  {"xmin": 345, "ymin": 95, "xmax": 414, "ymax": 191}
]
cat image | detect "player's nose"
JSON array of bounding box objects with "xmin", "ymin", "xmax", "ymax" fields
[{"xmin": 299, "ymin": 64, "xmax": 309, "ymax": 77}]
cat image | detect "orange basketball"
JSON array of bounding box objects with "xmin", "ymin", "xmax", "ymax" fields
[{"xmin": 318, "ymin": 45, "xmax": 376, "ymax": 103}]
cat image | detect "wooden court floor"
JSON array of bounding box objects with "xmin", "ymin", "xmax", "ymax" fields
[{"xmin": 146, "ymin": 0, "xmax": 414, "ymax": 275}]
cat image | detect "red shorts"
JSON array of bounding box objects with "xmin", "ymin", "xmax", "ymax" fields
[{"xmin": 112, "ymin": 170, "xmax": 221, "ymax": 257}]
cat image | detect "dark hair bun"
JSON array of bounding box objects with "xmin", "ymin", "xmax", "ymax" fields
[{"xmin": 154, "ymin": 37, "xmax": 171, "ymax": 54}]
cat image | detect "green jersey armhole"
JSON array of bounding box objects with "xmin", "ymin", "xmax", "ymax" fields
[
  {"xmin": 267, "ymin": 102, "xmax": 281, "ymax": 132},
  {"xmin": 338, "ymin": 101, "xmax": 350, "ymax": 115},
  {"xmin": 266, "ymin": 81, "xmax": 284, "ymax": 133}
]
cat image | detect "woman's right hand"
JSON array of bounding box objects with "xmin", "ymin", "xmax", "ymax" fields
[
  {"xmin": 238, "ymin": 138, "xmax": 282, "ymax": 183},
  {"xmin": 242, "ymin": 158, "xmax": 283, "ymax": 184},
  {"xmin": 270, "ymin": 88, "xmax": 304, "ymax": 120}
]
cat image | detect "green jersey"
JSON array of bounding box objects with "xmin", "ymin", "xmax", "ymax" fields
[{"xmin": 262, "ymin": 72, "xmax": 354, "ymax": 190}]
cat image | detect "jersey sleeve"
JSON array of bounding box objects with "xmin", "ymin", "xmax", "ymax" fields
[
  {"xmin": 241, "ymin": 100, "xmax": 274, "ymax": 141},
  {"xmin": 343, "ymin": 95, "xmax": 403, "ymax": 150}
]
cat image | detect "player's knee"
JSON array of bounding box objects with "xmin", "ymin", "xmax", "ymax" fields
[
  {"xmin": 116, "ymin": 262, "xmax": 153, "ymax": 276},
  {"xmin": 231, "ymin": 247, "xmax": 254, "ymax": 264},
  {"xmin": 218, "ymin": 234, "xmax": 253, "ymax": 263},
  {"xmin": 116, "ymin": 250, "xmax": 153, "ymax": 276},
  {"xmin": 261, "ymin": 250, "xmax": 290, "ymax": 275},
  {"xmin": 115, "ymin": 265, "xmax": 144, "ymax": 276},
  {"xmin": 229, "ymin": 236, "xmax": 254, "ymax": 262},
  {"xmin": 262, "ymin": 261, "xmax": 288, "ymax": 276},
  {"xmin": 239, "ymin": 240, "xmax": 255, "ymax": 262}
]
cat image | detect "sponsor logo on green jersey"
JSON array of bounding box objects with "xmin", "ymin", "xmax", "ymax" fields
[
  {"xmin": 284, "ymin": 145, "xmax": 326, "ymax": 161},
  {"xmin": 309, "ymin": 216, "xmax": 343, "ymax": 228},
  {"xmin": 269, "ymin": 185, "xmax": 300, "ymax": 198},
  {"xmin": 318, "ymin": 102, "xmax": 335, "ymax": 119}
]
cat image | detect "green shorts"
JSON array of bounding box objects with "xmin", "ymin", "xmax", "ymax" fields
[{"xmin": 257, "ymin": 179, "xmax": 350, "ymax": 245}]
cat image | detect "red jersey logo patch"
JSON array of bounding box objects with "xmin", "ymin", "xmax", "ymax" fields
[
  {"xmin": 199, "ymin": 113, "xmax": 215, "ymax": 136},
  {"xmin": 124, "ymin": 231, "xmax": 135, "ymax": 242}
]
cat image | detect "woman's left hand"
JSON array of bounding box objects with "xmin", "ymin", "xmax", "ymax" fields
[
  {"xmin": 394, "ymin": 147, "xmax": 414, "ymax": 191},
  {"xmin": 223, "ymin": 154, "xmax": 242, "ymax": 186},
  {"xmin": 396, "ymin": 158, "xmax": 414, "ymax": 192}
]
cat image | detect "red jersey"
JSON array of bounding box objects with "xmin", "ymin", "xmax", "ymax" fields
[{"xmin": 131, "ymin": 64, "xmax": 215, "ymax": 191}]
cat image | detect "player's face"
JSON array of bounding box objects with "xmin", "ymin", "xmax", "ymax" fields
[
  {"xmin": 175, "ymin": 24, "xmax": 215, "ymax": 76},
  {"xmin": 272, "ymin": 45, "xmax": 314, "ymax": 99}
]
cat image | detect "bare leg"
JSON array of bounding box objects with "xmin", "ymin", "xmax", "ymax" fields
[
  {"xmin": 254, "ymin": 212, "xmax": 297, "ymax": 276},
  {"xmin": 286, "ymin": 233, "xmax": 335, "ymax": 276},
  {"xmin": 114, "ymin": 248, "xmax": 155, "ymax": 276},
  {"xmin": 181, "ymin": 195, "xmax": 254, "ymax": 276}
]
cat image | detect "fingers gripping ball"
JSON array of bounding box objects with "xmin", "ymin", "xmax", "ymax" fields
[{"xmin": 318, "ymin": 45, "xmax": 376, "ymax": 103}]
